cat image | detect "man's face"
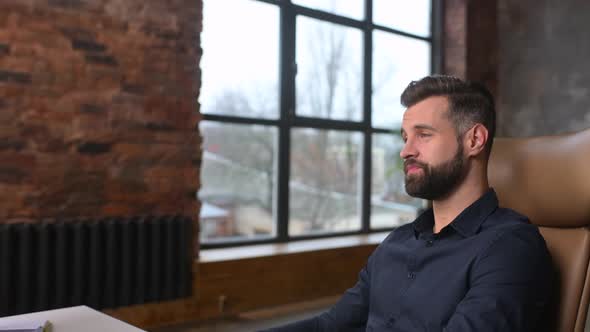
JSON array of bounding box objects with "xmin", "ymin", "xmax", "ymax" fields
[{"xmin": 400, "ymin": 96, "xmax": 467, "ymax": 200}]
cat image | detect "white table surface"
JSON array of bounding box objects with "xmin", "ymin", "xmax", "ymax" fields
[{"xmin": 0, "ymin": 306, "xmax": 145, "ymax": 332}]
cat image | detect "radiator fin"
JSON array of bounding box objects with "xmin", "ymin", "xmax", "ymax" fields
[{"xmin": 0, "ymin": 215, "xmax": 193, "ymax": 316}]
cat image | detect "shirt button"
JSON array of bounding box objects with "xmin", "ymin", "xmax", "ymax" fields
[
  {"xmin": 387, "ymin": 317, "xmax": 395, "ymax": 327},
  {"xmin": 407, "ymin": 272, "xmax": 415, "ymax": 279}
]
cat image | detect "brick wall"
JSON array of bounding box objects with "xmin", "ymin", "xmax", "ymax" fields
[{"xmin": 0, "ymin": 0, "xmax": 201, "ymax": 221}]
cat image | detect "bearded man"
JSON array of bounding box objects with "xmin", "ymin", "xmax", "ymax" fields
[{"xmin": 264, "ymin": 75, "xmax": 553, "ymax": 332}]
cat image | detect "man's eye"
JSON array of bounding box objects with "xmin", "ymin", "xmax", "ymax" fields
[{"xmin": 418, "ymin": 133, "xmax": 431, "ymax": 138}]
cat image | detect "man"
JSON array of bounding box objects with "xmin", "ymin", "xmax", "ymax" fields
[{"xmin": 264, "ymin": 75, "xmax": 553, "ymax": 331}]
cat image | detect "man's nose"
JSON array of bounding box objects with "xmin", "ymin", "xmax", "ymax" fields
[{"xmin": 400, "ymin": 140, "xmax": 417, "ymax": 159}]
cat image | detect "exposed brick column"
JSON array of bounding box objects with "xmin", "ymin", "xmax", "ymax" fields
[
  {"xmin": 443, "ymin": 0, "xmax": 467, "ymax": 78},
  {"xmin": 443, "ymin": 0, "xmax": 498, "ymax": 98}
]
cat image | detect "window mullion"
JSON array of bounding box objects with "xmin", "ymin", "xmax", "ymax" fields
[
  {"xmin": 361, "ymin": 0, "xmax": 373, "ymax": 234},
  {"xmin": 276, "ymin": 2, "xmax": 296, "ymax": 242}
]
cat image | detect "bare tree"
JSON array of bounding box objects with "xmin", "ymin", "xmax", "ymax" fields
[
  {"xmin": 204, "ymin": 89, "xmax": 276, "ymax": 214},
  {"xmin": 295, "ymin": 20, "xmax": 361, "ymax": 231}
]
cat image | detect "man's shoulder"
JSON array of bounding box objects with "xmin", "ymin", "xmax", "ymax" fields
[
  {"xmin": 478, "ymin": 207, "xmax": 549, "ymax": 260},
  {"xmin": 483, "ymin": 206, "xmax": 535, "ymax": 232}
]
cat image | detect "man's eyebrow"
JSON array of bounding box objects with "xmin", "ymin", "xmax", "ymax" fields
[
  {"xmin": 400, "ymin": 124, "xmax": 438, "ymax": 137},
  {"xmin": 413, "ymin": 124, "xmax": 438, "ymax": 132}
]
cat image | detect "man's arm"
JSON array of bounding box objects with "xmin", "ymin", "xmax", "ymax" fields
[
  {"xmin": 444, "ymin": 226, "xmax": 553, "ymax": 331},
  {"xmin": 261, "ymin": 260, "xmax": 372, "ymax": 332}
]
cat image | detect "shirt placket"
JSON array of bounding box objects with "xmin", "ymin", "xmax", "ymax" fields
[{"xmin": 386, "ymin": 248, "xmax": 419, "ymax": 328}]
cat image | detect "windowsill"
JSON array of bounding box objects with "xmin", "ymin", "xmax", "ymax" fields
[{"xmin": 199, "ymin": 231, "xmax": 389, "ymax": 263}]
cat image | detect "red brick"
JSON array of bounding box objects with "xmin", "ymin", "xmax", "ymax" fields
[{"xmin": 0, "ymin": 0, "xmax": 201, "ymax": 238}]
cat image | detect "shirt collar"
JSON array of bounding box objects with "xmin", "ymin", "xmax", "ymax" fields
[{"xmin": 413, "ymin": 188, "xmax": 499, "ymax": 238}]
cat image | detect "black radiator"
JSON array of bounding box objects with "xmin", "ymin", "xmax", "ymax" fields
[{"xmin": 0, "ymin": 215, "xmax": 193, "ymax": 316}]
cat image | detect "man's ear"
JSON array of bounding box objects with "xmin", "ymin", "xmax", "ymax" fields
[{"xmin": 464, "ymin": 124, "xmax": 489, "ymax": 157}]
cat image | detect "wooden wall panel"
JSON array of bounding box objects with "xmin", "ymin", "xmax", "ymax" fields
[{"xmin": 105, "ymin": 244, "xmax": 377, "ymax": 329}]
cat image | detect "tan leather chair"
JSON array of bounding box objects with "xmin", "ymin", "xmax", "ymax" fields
[{"xmin": 489, "ymin": 128, "xmax": 590, "ymax": 332}]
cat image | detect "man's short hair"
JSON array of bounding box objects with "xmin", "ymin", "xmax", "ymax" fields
[{"xmin": 400, "ymin": 75, "xmax": 496, "ymax": 157}]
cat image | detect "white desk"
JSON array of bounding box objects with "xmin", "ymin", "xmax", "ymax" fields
[{"xmin": 0, "ymin": 306, "xmax": 145, "ymax": 332}]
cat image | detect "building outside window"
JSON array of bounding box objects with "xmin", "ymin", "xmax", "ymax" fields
[{"xmin": 199, "ymin": 0, "xmax": 439, "ymax": 247}]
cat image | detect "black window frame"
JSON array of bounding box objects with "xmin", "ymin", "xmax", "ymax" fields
[{"xmin": 200, "ymin": 0, "xmax": 443, "ymax": 249}]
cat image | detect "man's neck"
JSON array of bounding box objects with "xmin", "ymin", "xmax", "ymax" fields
[{"xmin": 431, "ymin": 177, "xmax": 489, "ymax": 234}]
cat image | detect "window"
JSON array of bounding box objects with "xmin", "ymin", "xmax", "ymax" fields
[{"xmin": 200, "ymin": 0, "xmax": 439, "ymax": 247}]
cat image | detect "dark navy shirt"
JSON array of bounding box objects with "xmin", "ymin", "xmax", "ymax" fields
[{"xmin": 264, "ymin": 189, "xmax": 553, "ymax": 331}]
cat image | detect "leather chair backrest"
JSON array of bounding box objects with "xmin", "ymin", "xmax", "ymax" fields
[{"xmin": 489, "ymin": 129, "xmax": 590, "ymax": 332}]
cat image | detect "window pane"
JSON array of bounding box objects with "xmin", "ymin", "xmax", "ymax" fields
[
  {"xmin": 200, "ymin": 0, "xmax": 279, "ymax": 119},
  {"xmin": 292, "ymin": 0, "xmax": 364, "ymax": 20},
  {"xmin": 290, "ymin": 129, "xmax": 362, "ymax": 235},
  {"xmin": 371, "ymin": 133, "xmax": 422, "ymax": 229},
  {"xmin": 296, "ymin": 16, "xmax": 363, "ymax": 121},
  {"xmin": 372, "ymin": 31, "xmax": 430, "ymax": 128},
  {"xmin": 373, "ymin": 0, "xmax": 431, "ymax": 37},
  {"xmin": 199, "ymin": 121, "xmax": 277, "ymax": 243}
]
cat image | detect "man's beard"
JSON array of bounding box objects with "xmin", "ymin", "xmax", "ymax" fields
[{"xmin": 403, "ymin": 144, "xmax": 466, "ymax": 201}]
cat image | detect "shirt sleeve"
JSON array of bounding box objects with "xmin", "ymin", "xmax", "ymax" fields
[
  {"xmin": 260, "ymin": 256, "xmax": 372, "ymax": 332},
  {"xmin": 443, "ymin": 226, "xmax": 553, "ymax": 332}
]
